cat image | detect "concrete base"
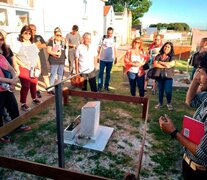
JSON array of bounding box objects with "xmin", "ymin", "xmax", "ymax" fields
[{"xmin": 64, "ymin": 125, "xmax": 114, "ymax": 151}]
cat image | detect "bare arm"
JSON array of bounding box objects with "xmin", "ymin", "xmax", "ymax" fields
[
  {"xmin": 159, "ymin": 60, "xmax": 176, "ymax": 68},
  {"xmin": 154, "ymin": 60, "xmax": 175, "ymax": 68},
  {"xmin": 75, "ymin": 57, "xmax": 79, "ymax": 74},
  {"xmin": 185, "ymin": 68, "xmax": 207, "ymax": 105},
  {"xmin": 159, "ymin": 115, "xmax": 198, "ymax": 155},
  {"xmin": 47, "ymin": 46, "xmax": 61, "ymax": 58}
]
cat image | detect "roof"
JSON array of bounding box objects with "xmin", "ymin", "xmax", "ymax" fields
[{"xmin": 104, "ymin": 5, "xmax": 111, "ymax": 16}]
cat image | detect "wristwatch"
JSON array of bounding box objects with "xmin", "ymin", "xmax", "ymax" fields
[{"xmin": 170, "ymin": 129, "xmax": 178, "ymax": 139}]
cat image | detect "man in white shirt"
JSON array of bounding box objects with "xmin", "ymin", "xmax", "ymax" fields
[
  {"xmin": 75, "ymin": 32, "xmax": 98, "ymax": 92},
  {"xmin": 97, "ymin": 27, "xmax": 117, "ymax": 91}
]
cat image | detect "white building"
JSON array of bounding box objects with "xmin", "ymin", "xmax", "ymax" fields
[
  {"xmin": 0, "ymin": 0, "xmax": 131, "ymax": 47},
  {"xmin": 0, "ymin": 0, "xmax": 107, "ymax": 39}
]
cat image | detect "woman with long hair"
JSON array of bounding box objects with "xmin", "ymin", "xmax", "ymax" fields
[
  {"xmin": 0, "ymin": 54, "xmax": 31, "ymax": 142},
  {"xmin": 153, "ymin": 42, "xmax": 175, "ymax": 111},
  {"xmin": 12, "ymin": 25, "xmax": 41, "ymax": 111},
  {"xmin": 124, "ymin": 37, "xmax": 148, "ymax": 97}
]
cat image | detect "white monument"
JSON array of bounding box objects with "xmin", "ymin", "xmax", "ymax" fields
[
  {"xmin": 80, "ymin": 101, "xmax": 100, "ymax": 138},
  {"xmin": 64, "ymin": 101, "xmax": 114, "ymax": 151}
]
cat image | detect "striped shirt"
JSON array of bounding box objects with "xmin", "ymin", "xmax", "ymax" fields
[{"xmin": 185, "ymin": 96, "xmax": 207, "ymax": 167}]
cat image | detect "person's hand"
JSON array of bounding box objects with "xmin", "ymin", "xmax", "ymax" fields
[
  {"xmin": 9, "ymin": 77, "xmax": 18, "ymax": 85},
  {"xmin": 56, "ymin": 51, "xmax": 61, "ymax": 58},
  {"xmin": 10, "ymin": 84, "xmax": 16, "ymax": 91},
  {"xmin": 159, "ymin": 114, "xmax": 176, "ymax": 134}
]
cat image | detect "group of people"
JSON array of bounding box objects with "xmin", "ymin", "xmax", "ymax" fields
[
  {"xmin": 0, "ymin": 25, "xmax": 118, "ymax": 142},
  {"xmin": 124, "ymin": 34, "xmax": 175, "ymax": 111},
  {"xmin": 124, "ymin": 35, "xmax": 207, "ymax": 179},
  {"xmin": 1, "ymin": 24, "xmax": 206, "ymax": 179}
]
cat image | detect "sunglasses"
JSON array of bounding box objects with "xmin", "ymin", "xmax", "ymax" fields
[
  {"xmin": 134, "ymin": 41, "xmax": 141, "ymax": 44},
  {"xmin": 0, "ymin": 38, "xmax": 4, "ymax": 41},
  {"xmin": 23, "ymin": 32, "xmax": 31, "ymax": 35},
  {"xmin": 155, "ymin": 39, "xmax": 160, "ymax": 40},
  {"xmin": 56, "ymin": 34, "xmax": 62, "ymax": 37}
]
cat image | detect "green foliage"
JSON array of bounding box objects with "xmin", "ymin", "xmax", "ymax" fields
[
  {"xmin": 91, "ymin": 165, "xmax": 125, "ymax": 180},
  {"xmin": 106, "ymin": 0, "xmax": 152, "ymax": 25},
  {"xmin": 149, "ymin": 22, "xmax": 190, "ymax": 31}
]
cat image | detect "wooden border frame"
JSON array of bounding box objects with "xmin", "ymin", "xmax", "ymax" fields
[{"xmin": 0, "ymin": 89, "xmax": 149, "ymax": 179}]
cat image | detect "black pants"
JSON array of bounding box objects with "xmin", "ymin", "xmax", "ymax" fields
[
  {"xmin": 82, "ymin": 77, "xmax": 97, "ymax": 92},
  {"xmin": 183, "ymin": 159, "xmax": 207, "ymax": 180},
  {"xmin": 0, "ymin": 91, "xmax": 19, "ymax": 127}
]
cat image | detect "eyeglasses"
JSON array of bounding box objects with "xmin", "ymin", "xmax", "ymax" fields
[
  {"xmin": 0, "ymin": 38, "xmax": 4, "ymax": 41},
  {"xmin": 56, "ymin": 34, "xmax": 62, "ymax": 37},
  {"xmin": 23, "ymin": 32, "xmax": 31, "ymax": 35},
  {"xmin": 155, "ymin": 39, "xmax": 160, "ymax": 41},
  {"xmin": 134, "ymin": 41, "xmax": 141, "ymax": 44}
]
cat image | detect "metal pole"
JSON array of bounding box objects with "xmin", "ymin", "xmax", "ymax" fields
[
  {"xmin": 45, "ymin": 70, "xmax": 88, "ymax": 168},
  {"xmin": 55, "ymin": 83, "xmax": 64, "ymax": 168}
]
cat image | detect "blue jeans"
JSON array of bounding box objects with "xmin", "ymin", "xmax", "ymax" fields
[
  {"xmin": 98, "ymin": 61, "xmax": 113, "ymax": 89},
  {"xmin": 127, "ymin": 71, "xmax": 145, "ymax": 97},
  {"xmin": 157, "ymin": 79, "xmax": 173, "ymax": 105},
  {"xmin": 49, "ymin": 64, "xmax": 64, "ymax": 86}
]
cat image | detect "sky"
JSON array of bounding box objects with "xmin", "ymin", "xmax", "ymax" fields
[{"xmin": 140, "ymin": 0, "xmax": 207, "ymax": 30}]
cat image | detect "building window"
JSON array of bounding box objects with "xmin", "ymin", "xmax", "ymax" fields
[
  {"xmin": 0, "ymin": 8, "xmax": 8, "ymax": 26},
  {"xmin": 16, "ymin": 10, "xmax": 29, "ymax": 26}
]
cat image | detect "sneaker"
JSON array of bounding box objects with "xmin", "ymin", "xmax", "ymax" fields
[
  {"xmin": 21, "ymin": 104, "xmax": 31, "ymax": 111},
  {"xmin": 0, "ymin": 136, "xmax": 11, "ymax": 143},
  {"xmin": 98, "ymin": 87, "xmax": 102, "ymax": 92},
  {"xmin": 155, "ymin": 103, "xmax": 162, "ymax": 109},
  {"xmin": 167, "ymin": 104, "xmax": 174, "ymax": 111},
  {"xmin": 47, "ymin": 90, "xmax": 55, "ymax": 96},
  {"xmin": 104, "ymin": 87, "xmax": 110, "ymax": 91},
  {"xmin": 19, "ymin": 124, "xmax": 32, "ymax": 131},
  {"xmin": 33, "ymin": 98, "xmax": 41, "ymax": 105},
  {"xmin": 152, "ymin": 89, "xmax": 156, "ymax": 95},
  {"xmin": 36, "ymin": 90, "xmax": 42, "ymax": 98}
]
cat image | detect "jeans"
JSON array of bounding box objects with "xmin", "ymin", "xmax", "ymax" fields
[
  {"xmin": 127, "ymin": 71, "xmax": 145, "ymax": 97},
  {"xmin": 49, "ymin": 64, "xmax": 64, "ymax": 86},
  {"xmin": 157, "ymin": 78, "xmax": 173, "ymax": 105},
  {"xmin": 98, "ymin": 60, "xmax": 113, "ymax": 89}
]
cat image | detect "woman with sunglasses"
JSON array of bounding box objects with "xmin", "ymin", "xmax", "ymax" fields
[
  {"xmin": 47, "ymin": 28, "xmax": 67, "ymax": 95},
  {"xmin": 124, "ymin": 37, "xmax": 148, "ymax": 97},
  {"xmin": 12, "ymin": 25, "xmax": 41, "ymax": 111}
]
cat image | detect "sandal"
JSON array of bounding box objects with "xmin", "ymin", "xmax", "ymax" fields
[
  {"xmin": 0, "ymin": 136, "xmax": 11, "ymax": 143},
  {"xmin": 167, "ymin": 104, "xmax": 174, "ymax": 111},
  {"xmin": 155, "ymin": 103, "xmax": 162, "ymax": 109}
]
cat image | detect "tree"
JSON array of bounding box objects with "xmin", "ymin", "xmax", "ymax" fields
[
  {"xmin": 149, "ymin": 23, "xmax": 190, "ymax": 31},
  {"xmin": 106, "ymin": 0, "xmax": 152, "ymax": 25}
]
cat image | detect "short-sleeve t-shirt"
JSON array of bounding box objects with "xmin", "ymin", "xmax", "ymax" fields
[
  {"xmin": 99, "ymin": 37, "xmax": 116, "ymax": 62},
  {"xmin": 76, "ymin": 44, "xmax": 97, "ymax": 74},
  {"xmin": 12, "ymin": 41, "xmax": 39, "ymax": 70}
]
